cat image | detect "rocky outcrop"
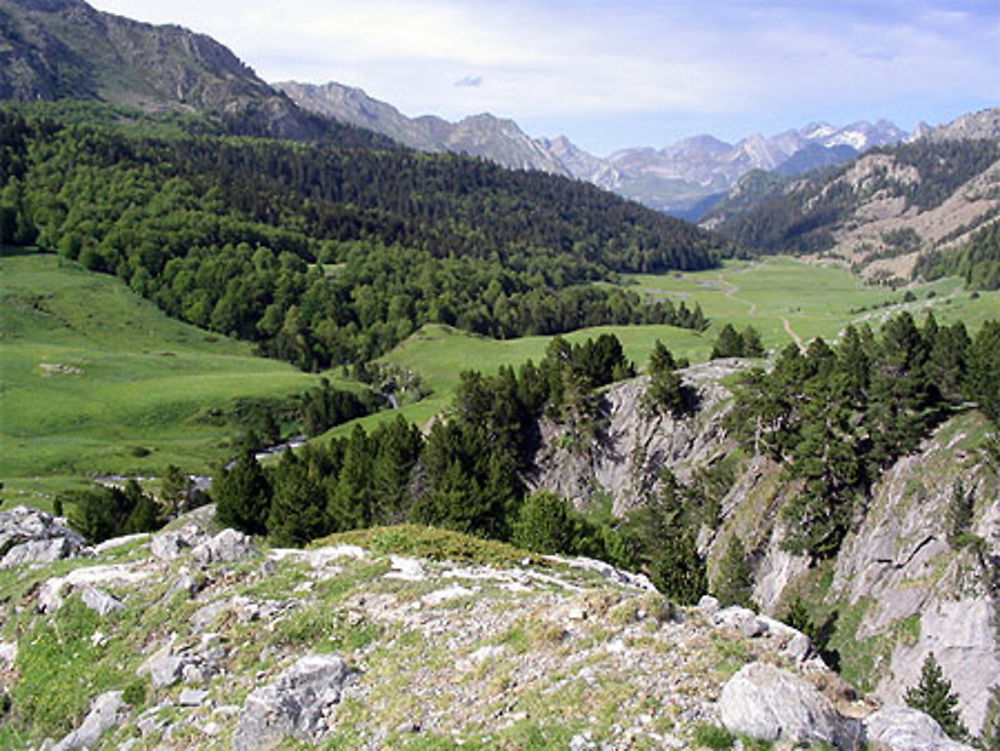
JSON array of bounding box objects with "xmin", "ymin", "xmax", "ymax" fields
[
  {"xmin": 529, "ymin": 361, "xmax": 744, "ymax": 515},
  {"xmin": 232, "ymin": 654, "xmax": 353, "ymax": 751},
  {"xmin": 51, "ymin": 690, "xmax": 126, "ymax": 751},
  {"xmin": 719, "ymin": 663, "xmax": 862, "ymax": 750},
  {"xmin": 864, "ymin": 707, "xmax": 977, "ymax": 751},
  {"xmin": 828, "ymin": 415, "xmax": 999, "ymax": 734},
  {"xmin": 192, "ymin": 528, "xmax": 258, "ymax": 565},
  {"xmin": 0, "ymin": 505, "xmax": 87, "ymax": 568}
]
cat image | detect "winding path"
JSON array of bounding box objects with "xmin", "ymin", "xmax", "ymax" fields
[
  {"xmin": 782, "ymin": 317, "xmax": 805, "ymax": 351},
  {"xmin": 716, "ymin": 273, "xmax": 805, "ymax": 352}
]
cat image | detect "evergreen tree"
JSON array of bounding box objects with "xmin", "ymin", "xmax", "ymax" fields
[
  {"xmin": 122, "ymin": 479, "xmax": 163, "ymax": 534},
  {"xmin": 648, "ymin": 339, "xmax": 677, "ymax": 375},
  {"xmin": 713, "ymin": 536, "xmax": 755, "ymax": 608},
  {"xmin": 711, "ymin": 324, "xmax": 745, "ymax": 359},
  {"xmin": 267, "ymin": 451, "xmax": 328, "ymax": 547},
  {"xmin": 981, "ymin": 685, "xmax": 1000, "ymax": 751},
  {"xmin": 370, "ymin": 416, "xmax": 423, "ymax": 525},
  {"xmin": 160, "ymin": 464, "xmax": 192, "ymax": 516},
  {"xmin": 946, "ymin": 480, "xmax": 975, "ymax": 548},
  {"xmin": 214, "ymin": 450, "xmax": 272, "ymax": 536},
  {"xmin": 741, "ymin": 326, "xmax": 765, "ymax": 357},
  {"xmin": 966, "ymin": 321, "xmax": 1000, "ymax": 424},
  {"xmin": 905, "ymin": 653, "xmax": 969, "ymax": 741},
  {"xmin": 512, "ymin": 491, "xmax": 574, "ymax": 554},
  {"xmin": 328, "ymin": 424, "xmax": 376, "ymax": 531},
  {"xmin": 617, "ymin": 473, "xmax": 707, "ymax": 605}
]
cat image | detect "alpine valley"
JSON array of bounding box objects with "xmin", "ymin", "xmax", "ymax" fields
[{"xmin": 0, "ymin": 1, "xmax": 998, "ymax": 750}]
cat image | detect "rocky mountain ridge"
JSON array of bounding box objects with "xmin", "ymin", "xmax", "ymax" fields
[
  {"xmin": 275, "ymin": 79, "xmax": 910, "ymax": 218},
  {"xmin": 702, "ymin": 109, "xmax": 1000, "ymax": 283},
  {"xmin": 0, "ymin": 505, "xmax": 981, "ymax": 750},
  {"xmin": 0, "ymin": 0, "xmax": 359, "ymax": 140}
]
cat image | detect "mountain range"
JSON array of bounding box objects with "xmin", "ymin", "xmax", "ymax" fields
[
  {"xmin": 703, "ymin": 109, "xmax": 1000, "ymax": 284},
  {"xmin": 276, "ymin": 80, "xmax": 909, "ymax": 218}
]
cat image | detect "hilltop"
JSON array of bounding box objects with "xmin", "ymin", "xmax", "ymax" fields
[{"xmin": 0, "ymin": 507, "xmax": 980, "ymax": 751}]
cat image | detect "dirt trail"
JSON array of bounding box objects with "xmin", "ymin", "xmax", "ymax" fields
[
  {"xmin": 717, "ymin": 275, "xmax": 758, "ymax": 316},
  {"xmin": 718, "ymin": 273, "xmax": 804, "ymax": 351},
  {"xmin": 783, "ymin": 317, "xmax": 805, "ymax": 351}
]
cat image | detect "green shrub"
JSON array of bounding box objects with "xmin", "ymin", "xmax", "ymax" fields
[{"xmin": 692, "ymin": 723, "xmax": 735, "ymax": 750}]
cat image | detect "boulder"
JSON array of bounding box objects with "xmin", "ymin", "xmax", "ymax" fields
[
  {"xmin": 192, "ymin": 529, "xmax": 258, "ymax": 566},
  {"xmin": 148, "ymin": 655, "xmax": 187, "ymax": 689},
  {"xmin": 232, "ymin": 654, "xmax": 352, "ymax": 751},
  {"xmin": 863, "ymin": 707, "xmax": 976, "ymax": 751},
  {"xmin": 150, "ymin": 524, "xmax": 209, "ymax": 561},
  {"xmin": 0, "ymin": 506, "xmax": 88, "ymax": 568},
  {"xmin": 81, "ymin": 587, "xmax": 124, "ymax": 617},
  {"xmin": 719, "ymin": 662, "xmax": 862, "ymax": 750},
  {"xmin": 51, "ymin": 690, "xmax": 125, "ymax": 751}
]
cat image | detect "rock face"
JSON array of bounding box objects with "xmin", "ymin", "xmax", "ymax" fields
[
  {"xmin": 864, "ymin": 707, "xmax": 977, "ymax": 751},
  {"xmin": 828, "ymin": 416, "xmax": 999, "ymax": 734},
  {"xmin": 0, "ymin": 0, "xmax": 361, "ymax": 141},
  {"xmin": 531, "ymin": 369, "xmax": 998, "ymax": 734},
  {"xmin": 719, "ymin": 663, "xmax": 862, "ymax": 751},
  {"xmin": 0, "ymin": 505, "xmax": 87, "ymax": 568},
  {"xmin": 51, "ymin": 690, "xmax": 125, "ymax": 751},
  {"xmin": 529, "ymin": 362, "xmax": 744, "ymax": 516},
  {"xmin": 232, "ymin": 654, "xmax": 352, "ymax": 751}
]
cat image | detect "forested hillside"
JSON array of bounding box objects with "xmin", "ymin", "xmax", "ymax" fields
[
  {"xmin": 0, "ymin": 104, "xmax": 727, "ymax": 367},
  {"xmin": 704, "ymin": 136, "xmax": 1000, "ymax": 285}
]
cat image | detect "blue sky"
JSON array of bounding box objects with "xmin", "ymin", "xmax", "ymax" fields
[{"xmin": 90, "ymin": 0, "xmax": 999, "ymax": 155}]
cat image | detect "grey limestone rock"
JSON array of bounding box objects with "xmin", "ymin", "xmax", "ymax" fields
[
  {"xmin": 232, "ymin": 654, "xmax": 352, "ymax": 751},
  {"xmin": 149, "ymin": 655, "xmax": 187, "ymax": 689},
  {"xmin": 81, "ymin": 586, "xmax": 124, "ymax": 616},
  {"xmin": 192, "ymin": 529, "xmax": 258, "ymax": 566},
  {"xmin": 150, "ymin": 524, "xmax": 208, "ymax": 561},
  {"xmin": 0, "ymin": 506, "xmax": 88, "ymax": 568},
  {"xmin": 719, "ymin": 662, "xmax": 862, "ymax": 751},
  {"xmin": 863, "ymin": 706, "xmax": 976, "ymax": 751},
  {"xmin": 51, "ymin": 690, "xmax": 125, "ymax": 751}
]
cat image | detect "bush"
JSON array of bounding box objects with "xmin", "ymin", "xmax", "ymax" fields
[{"xmin": 692, "ymin": 723, "xmax": 735, "ymax": 750}]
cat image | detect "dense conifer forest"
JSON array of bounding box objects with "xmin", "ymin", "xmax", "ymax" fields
[{"xmin": 0, "ymin": 104, "xmax": 725, "ymax": 367}]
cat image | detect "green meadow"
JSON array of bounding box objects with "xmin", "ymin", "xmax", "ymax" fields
[
  {"xmin": 0, "ymin": 249, "xmax": 336, "ymax": 508},
  {"xmin": 3, "ymin": 249, "xmax": 997, "ymax": 506}
]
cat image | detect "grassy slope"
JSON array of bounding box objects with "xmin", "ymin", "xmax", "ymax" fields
[
  {"xmin": 0, "ymin": 249, "xmax": 341, "ymax": 507},
  {"xmin": 4, "ymin": 249, "xmax": 996, "ymax": 500}
]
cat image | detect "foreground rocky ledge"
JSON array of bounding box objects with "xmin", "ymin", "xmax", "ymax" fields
[{"xmin": 0, "ymin": 507, "xmax": 975, "ymax": 750}]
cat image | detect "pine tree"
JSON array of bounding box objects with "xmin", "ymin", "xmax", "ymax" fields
[
  {"xmin": 981, "ymin": 685, "xmax": 1000, "ymax": 751},
  {"xmin": 946, "ymin": 480, "xmax": 975, "ymax": 548},
  {"xmin": 328, "ymin": 424, "xmax": 375, "ymax": 531},
  {"xmin": 648, "ymin": 340, "xmax": 677, "ymax": 375},
  {"xmin": 966, "ymin": 321, "xmax": 1000, "ymax": 425},
  {"xmin": 905, "ymin": 653, "xmax": 968, "ymax": 741},
  {"xmin": 267, "ymin": 451, "xmax": 328, "ymax": 547},
  {"xmin": 711, "ymin": 324, "xmax": 745, "ymax": 359},
  {"xmin": 741, "ymin": 326, "xmax": 765, "ymax": 357},
  {"xmin": 713, "ymin": 536, "xmax": 755, "ymax": 608},
  {"xmin": 512, "ymin": 491, "xmax": 573, "ymax": 554},
  {"xmin": 214, "ymin": 450, "xmax": 271, "ymax": 536}
]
